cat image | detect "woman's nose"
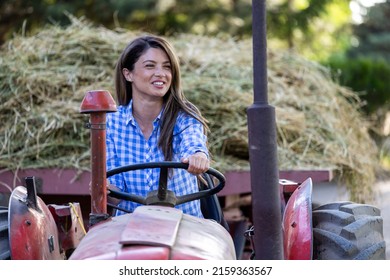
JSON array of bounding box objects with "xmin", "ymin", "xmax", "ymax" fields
[{"xmin": 154, "ymin": 67, "xmax": 166, "ymax": 77}]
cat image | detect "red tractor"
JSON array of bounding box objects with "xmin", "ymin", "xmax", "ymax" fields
[
  {"xmin": 0, "ymin": 88, "xmax": 385, "ymax": 260},
  {"xmin": 0, "ymin": 1, "xmax": 386, "ymax": 261}
]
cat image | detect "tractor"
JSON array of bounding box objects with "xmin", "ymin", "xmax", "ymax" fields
[
  {"xmin": 0, "ymin": 89, "xmax": 386, "ymax": 260},
  {"xmin": 0, "ymin": 94, "xmax": 385, "ymax": 260},
  {"xmin": 0, "ymin": 1, "xmax": 386, "ymax": 260}
]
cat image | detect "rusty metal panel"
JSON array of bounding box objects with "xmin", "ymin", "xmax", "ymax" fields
[
  {"xmin": 9, "ymin": 186, "xmax": 62, "ymax": 260},
  {"xmin": 48, "ymin": 203, "xmax": 86, "ymax": 256},
  {"xmin": 120, "ymin": 206, "xmax": 182, "ymax": 247},
  {"xmin": 172, "ymin": 212, "xmax": 236, "ymax": 260}
]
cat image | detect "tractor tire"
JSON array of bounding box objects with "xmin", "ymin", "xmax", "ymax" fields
[
  {"xmin": 312, "ymin": 201, "xmax": 386, "ymax": 260},
  {"xmin": 0, "ymin": 206, "xmax": 10, "ymax": 260}
]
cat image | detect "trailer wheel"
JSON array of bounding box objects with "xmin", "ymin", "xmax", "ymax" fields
[
  {"xmin": 312, "ymin": 202, "xmax": 386, "ymax": 260},
  {"xmin": 0, "ymin": 206, "xmax": 10, "ymax": 260}
]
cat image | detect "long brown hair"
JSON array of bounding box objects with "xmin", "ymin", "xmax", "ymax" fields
[{"xmin": 114, "ymin": 35, "xmax": 209, "ymax": 161}]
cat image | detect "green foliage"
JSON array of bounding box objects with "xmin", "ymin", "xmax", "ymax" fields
[
  {"xmin": 348, "ymin": 0, "xmax": 390, "ymax": 62},
  {"xmin": 265, "ymin": 0, "xmax": 353, "ymax": 62},
  {"xmin": 266, "ymin": 0, "xmax": 351, "ymax": 54},
  {"xmin": 1, "ymin": 0, "xmax": 352, "ymax": 62},
  {"xmin": 0, "ymin": 0, "xmax": 253, "ymax": 44},
  {"xmin": 324, "ymin": 1, "xmax": 390, "ymax": 117},
  {"xmin": 267, "ymin": 0, "xmax": 333, "ymax": 44},
  {"xmin": 327, "ymin": 55, "xmax": 390, "ymax": 114}
]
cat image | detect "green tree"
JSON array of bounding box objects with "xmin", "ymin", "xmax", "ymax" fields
[
  {"xmin": 0, "ymin": 0, "xmax": 157, "ymax": 44},
  {"xmin": 327, "ymin": 1, "xmax": 390, "ymax": 115},
  {"xmin": 1, "ymin": 0, "xmax": 352, "ymax": 56},
  {"xmin": 0, "ymin": 0, "xmax": 253, "ymax": 45},
  {"xmin": 328, "ymin": 56, "xmax": 390, "ymax": 114},
  {"xmin": 325, "ymin": 1, "xmax": 390, "ymax": 165},
  {"xmin": 348, "ymin": 0, "xmax": 390, "ymax": 62},
  {"xmin": 266, "ymin": 0, "xmax": 352, "ymax": 60},
  {"xmin": 120, "ymin": 0, "xmax": 253, "ymax": 38},
  {"xmin": 0, "ymin": 0, "xmax": 44, "ymax": 44}
]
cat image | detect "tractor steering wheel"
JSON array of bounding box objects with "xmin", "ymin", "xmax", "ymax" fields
[{"xmin": 106, "ymin": 161, "xmax": 225, "ymax": 209}]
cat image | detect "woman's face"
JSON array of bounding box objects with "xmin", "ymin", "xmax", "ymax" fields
[{"xmin": 123, "ymin": 47, "xmax": 172, "ymax": 101}]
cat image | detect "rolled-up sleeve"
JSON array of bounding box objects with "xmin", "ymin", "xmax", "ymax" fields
[{"xmin": 176, "ymin": 114, "xmax": 208, "ymax": 160}]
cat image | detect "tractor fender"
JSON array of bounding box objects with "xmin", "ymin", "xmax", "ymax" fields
[
  {"xmin": 282, "ymin": 178, "xmax": 313, "ymax": 260},
  {"xmin": 69, "ymin": 205, "xmax": 236, "ymax": 260},
  {"xmin": 8, "ymin": 185, "xmax": 62, "ymax": 260}
]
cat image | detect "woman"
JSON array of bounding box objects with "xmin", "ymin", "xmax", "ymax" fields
[{"xmin": 106, "ymin": 35, "xmax": 210, "ymax": 218}]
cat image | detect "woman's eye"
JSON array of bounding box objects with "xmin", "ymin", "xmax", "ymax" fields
[{"xmin": 145, "ymin": 64, "xmax": 154, "ymax": 68}]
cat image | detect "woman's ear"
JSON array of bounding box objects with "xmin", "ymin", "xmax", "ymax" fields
[{"xmin": 122, "ymin": 68, "xmax": 133, "ymax": 82}]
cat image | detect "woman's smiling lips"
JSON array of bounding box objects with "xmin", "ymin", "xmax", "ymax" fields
[{"xmin": 152, "ymin": 80, "xmax": 165, "ymax": 88}]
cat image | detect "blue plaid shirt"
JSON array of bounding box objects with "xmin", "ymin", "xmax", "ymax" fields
[{"xmin": 106, "ymin": 100, "xmax": 208, "ymax": 218}]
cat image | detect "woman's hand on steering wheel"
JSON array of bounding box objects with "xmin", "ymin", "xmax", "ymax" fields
[{"xmin": 181, "ymin": 152, "xmax": 209, "ymax": 175}]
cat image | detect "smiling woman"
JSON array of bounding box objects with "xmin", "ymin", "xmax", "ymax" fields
[
  {"xmin": 106, "ymin": 34, "xmax": 211, "ymax": 218},
  {"xmin": 122, "ymin": 47, "xmax": 172, "ymax": 104},
  {"xmin": 0, "ymin": 16, "xmax": 379, "ymax": 207}
]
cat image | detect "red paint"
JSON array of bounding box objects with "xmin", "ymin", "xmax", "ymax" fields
[
  {"xmin": 117, "ymin": 246, "xmax": 171, "ymax": 260},
  {"xmin": 79, "ymin": 90, "xmax": 117, "ymax": 113},
  {"xmin": 48, "ymin": 203, "xmax": 86, "ymax": 256},
  {"xmin": 69, "ymin": 205, "xmax": 236, "ymax": 260},
  {"xmin": 89, "ymin": 112, "xmax": 108, "ymax": 215},
  {"xmin": 282, "ymin": 178, "xmax": 313, "ymax": 260},
  {"xmin": 9, "ymin": 186, "xmax": 62, "ymax": 260},
  {"xmin": 219, "ymin": 170, "xmax": 333, "ymax": 196},
  {"xmin": 0, "ymin": 169, "xmax": 333, "ymax": 196},
  {"xmin": 80, "ymin": 90, "xmax": 117, "ymax": 218},
  {"xmin": 68, "ymin": 210, "xmax": 174, "ymax": 260}
]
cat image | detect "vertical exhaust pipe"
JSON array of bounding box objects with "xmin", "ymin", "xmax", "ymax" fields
[
  {"xmin": 248, "ymin": 0, "xmax": 283, "ymax": 259},
  {"xmin": 80, "ymin": 90, "xmax": 117, "ymax": 226}
]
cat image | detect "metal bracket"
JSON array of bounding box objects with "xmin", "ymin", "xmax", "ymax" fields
[{"xmin": 84, "ymin": 122, "xmax": 106, "ymax": 130}]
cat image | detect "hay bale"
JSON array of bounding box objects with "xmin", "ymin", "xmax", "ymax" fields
[{"xmin": 0, "ymin": 16, "xmax": 379, "ymax": 202}]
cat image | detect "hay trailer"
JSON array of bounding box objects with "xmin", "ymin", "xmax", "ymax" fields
[{"xmin": 0, "ymin": 1, "xmax": 386, "ymax": 260}]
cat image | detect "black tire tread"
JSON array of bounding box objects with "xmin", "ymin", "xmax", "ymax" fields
[
  {"xmin": 0, "ymin": 207, "xmax": 10, "ymax": 260},
  {"xmin": 312, "ymin": 202, "xmax": 386, "ymax": 260}
]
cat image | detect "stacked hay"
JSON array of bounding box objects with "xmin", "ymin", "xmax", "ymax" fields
[{"xmin": 0, "ymin": 16, "xmax": 378, "ymax": 202}]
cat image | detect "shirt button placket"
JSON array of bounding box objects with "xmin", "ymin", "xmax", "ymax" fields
[{"xmin": 145, "ymin": 142, "xmax": 153, "ymax": 190}]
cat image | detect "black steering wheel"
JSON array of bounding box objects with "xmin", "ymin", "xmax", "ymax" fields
[{"xmin": 106, "ymin": 162, "xmax": 225, "ymax": 209}]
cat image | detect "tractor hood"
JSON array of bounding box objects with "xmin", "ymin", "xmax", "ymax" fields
[{"xmin": 69, "ymin": 205, "xmax": 236, "ymax": 260}]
